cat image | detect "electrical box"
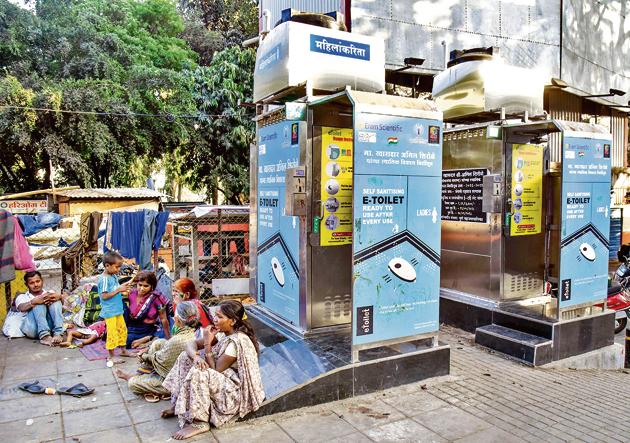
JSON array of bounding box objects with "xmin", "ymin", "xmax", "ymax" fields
[
  {"xmin": 482, "ymin": 174, "xmax": 502, "ymax": 213},
  {"xmin": 285, "ymin": 166, "xmax": 307, "ymax": 216}
]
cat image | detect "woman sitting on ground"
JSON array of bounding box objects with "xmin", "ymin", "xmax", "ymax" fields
[
  {"xmin": 162, "ymin": 299, "xmax": 265, "ymax": 440},
  {"xmin": 125, "ymin": 270, "xmax": 172, "ymax": 349},
  {"xmin": 172, "ymin": 278, "xmax": 212, "ymax": 328},
  {"xmin": 114, "ymin": 301, "xmax": 199, "ymax": 402}
]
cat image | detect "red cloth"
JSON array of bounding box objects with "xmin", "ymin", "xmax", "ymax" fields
[
  {"xmin": 88, "ymin": 320, "xmax": 106, "ymax": 338},
  {"xmin": 174, "ymin": 298, "xmax": 212, "ymax": 328},
  {"xmin": 12, "ymin": 215, "xmax": 35, "ymax": 271}
]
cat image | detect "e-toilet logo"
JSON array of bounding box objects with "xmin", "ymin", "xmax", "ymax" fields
[{"xmin": 356, "ymin": 306, "xmax": 374, "ymax": 336}]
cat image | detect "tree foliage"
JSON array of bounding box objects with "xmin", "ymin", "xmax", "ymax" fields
[{"xmin": 0, "ymin": 0, "xmax": 257, "ymax": 202}]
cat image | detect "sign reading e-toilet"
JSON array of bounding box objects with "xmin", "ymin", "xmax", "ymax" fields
[
  {"xmin": 352, "ymin": 111, "xmax": 443, "ymax": 347},
  {"xmin": 558, "ymin": 134, "xmax": 611, "ymax": 309}
]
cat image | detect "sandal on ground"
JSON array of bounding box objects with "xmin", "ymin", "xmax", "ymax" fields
[
  {"xmin": 17, "ymin": 381, "xmax": 46, "ymax": 394},
  {"xmin": 57, "ymin": 383, "xmax": 95, "ymax": 397},
  {"xmin": 160, "ymin": 394, "xmax": 171, "ymax": 401},
  {"xmin": 144, "ymin": 393, "xmax": 160, "ymax": 403}
]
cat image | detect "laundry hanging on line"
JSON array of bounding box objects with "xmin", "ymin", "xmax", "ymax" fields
[{"xmin": 104, "ymin": 210, "xmax": 169, "ymax": 270}]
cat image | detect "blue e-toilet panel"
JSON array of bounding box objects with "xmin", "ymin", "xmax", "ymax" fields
[
  {"xmin": 257, "ymin": 121, "xmax": 301, "ymax": 325},
  {"xmin": 558, "ymin": 136, "xmax": 611, "ymax": 308},
  {"xmin": 352, "ymin": 111, "xmax": 442, "ymax": 346}
]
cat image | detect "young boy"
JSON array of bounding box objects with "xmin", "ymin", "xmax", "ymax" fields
[{"xmin": 99, "ymin": 251, "xmax": 133, "ymax": 365}]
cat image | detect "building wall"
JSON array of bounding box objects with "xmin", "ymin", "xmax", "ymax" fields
[
  {"xmin": 259, "ymin": 0, "xmax": 345, "ymax": 30},
  {"xmin": 562, "ymin": 0, "xmax": 630, "ymax": 106},
  {"xmin": 351, "ymin": 0, "xmax": 560, "ymax": 78}
]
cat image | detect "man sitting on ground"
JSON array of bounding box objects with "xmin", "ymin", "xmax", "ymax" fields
[{"xmin": 16, "ymin": 271, "xmax": 64, "ymax": 346}]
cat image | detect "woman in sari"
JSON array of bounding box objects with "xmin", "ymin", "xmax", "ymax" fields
[
  {"xmin": 114, "ymin": 302, "xmax": 199, "ymax": 402},
  {"xmin": 125, "ymin": 270, "xmax": 172, "ymax": 349},
  {"xmin": 162, "ymin": 300, "xmax": 265, "ymax": 440}
]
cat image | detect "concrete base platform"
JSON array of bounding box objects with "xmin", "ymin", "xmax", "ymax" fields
[
  {"xmin": 248, "ymin": 305, "xmax": 451, "ymax": 417},
  {"xmin": 540, "ymin": 343, "xmax": 625, "ymax": 370},
  {"xmin": 441, "ymin": 290, "xmax": 616, "ymax": 367}
]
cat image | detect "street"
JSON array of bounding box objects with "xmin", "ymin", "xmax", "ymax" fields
[{"xmin": 1, "ymin": 326, "xmax": 628, "ymax": 443}]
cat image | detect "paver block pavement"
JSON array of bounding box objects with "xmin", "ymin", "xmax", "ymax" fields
[
  {"xmin": 363, "ymin": 418, "xmax": 448, "ymax": 442},
  {"xmin": 453, "ymin": 426, "xmax": 524, "ymax": 443},
  {"xmin": 413, "ymin": 405, "xmax": 492, "ymax": 441},
  {"xmin": 63, "ymin": 402, "xmax": 133, "ymax": 437},
  {"xmin": 57, "ymin": 367, "xmax": 117, "ymax": 388},
  {"xmin": 277, "ymin": 411, "xmax": 358, "ymax": 443},
  {"xmin": 213, "ymin": 421, "xmax": 294, "ymax": 443}
]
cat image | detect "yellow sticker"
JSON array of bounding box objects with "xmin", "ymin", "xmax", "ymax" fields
[
  {"xmin": 510, "ymin": 144, "xmax": 543, "ymax": 236},
  {"xmin": 321, "ymin": 127, "xmax": 353, "ymax": 246}
]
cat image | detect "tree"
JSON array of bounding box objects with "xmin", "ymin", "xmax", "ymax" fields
[
  {"xmin": 0, "ymin": 0, "xmax": 198, "ymax": 192},
  {"xmin": 184, "ymin": 45, "xmax": 256, "ymax": 204}
]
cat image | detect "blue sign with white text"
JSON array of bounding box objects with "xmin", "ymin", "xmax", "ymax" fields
[
  {"xmin": 310, "ymin": 34, "xmax": 370, "ymax": 61},
  {"xmin": 352, "ymin": 112, "xmax": 442, "ymax": 346},
  {"xmin": 558, "ymin": 136, "xmax": 611, "ymax": 308},
  {"xmin": 257, "ymin": 121, "xmax": 301, "ymax": 325}
]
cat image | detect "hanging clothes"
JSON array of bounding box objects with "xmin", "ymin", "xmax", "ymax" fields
[
  {"xmin": 17, "ymin": 213, "xmax": 62, "ymax": 236},
  {"xmin": 0, "ymin": 210, "xmax": 16, "ymax": 283},
  {"xmin": 105, "ymin": 210, "xmax": 169, "ymax": 270},
  {"xmin": 12, "ymin": 215, "xmax": 35, "ymax": 271}
]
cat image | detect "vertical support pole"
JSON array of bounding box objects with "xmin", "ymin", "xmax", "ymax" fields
[
  {"xmin": 625, "ymin": 321, "xmax": 630, "ymax": 368},
  {"xmin": 191, "ymin": 225, "xmax": 200, "ymax": 289},
  {"xmin": 218, "ymin": 209, "xmax": 223, "ymax": 279},
  {"xmin": 4, "ymin": 282, "xmax": 11, "ymax": 312}
]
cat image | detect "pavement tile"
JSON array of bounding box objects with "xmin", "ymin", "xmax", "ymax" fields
[
  {"xmin": 128, "ymin": 397, "xmax": 170, "ymax": 424},
  {"xmin": 363, "ymin": 418, "xmax": 448, "ymax": 442},
  {"xmin": 331, "ymin": 398, "xmax": 406, "ymax": 430},
  {"xmin": 57, "ymin": 356, "xmax": 109, "ymax": 374},
  {"xmin": 0, "ymin": 375, "xmax": 57, "ymax": 401},
  {"xmin": 1, "ymin": 359, "xmax": 57, "ymax": 382},
  {"xmin": 0, "ymin": 393, "xmax": 61, "ymax": 423},
  {"xmin": 453, "ymin": 426, "xmax": 524, "ymax": 443},
  {"xmin": 277, "ymin": 411, "xmax": 357, "ymax": 443},
  {"xmin": 70, "ymin": 425, "xmax": 139, "ymax": 443},
  {"xmin": 413, "ymin": 405, "xmax": 492, "ymax": 441},
  {"xmin": 326, "ymin": 431, "xmax": 372, "ymax": 442},
  {"xmin": 382, "ymin": 391, "xmax": 450, "ymax": 417},
  {"xmin": 57, "ymin": 367, "xmax": 116, "ymax": 388},
  {"xmin": 0, "ymin": 414, "xmax": 62, "ymax": 443},
  {"xmin": 213, "ymin": 421, "xmax": 293, "ymax": 443},
  {"xmin": 63, "ymin": 402, "xmax": 133, "ymax": 437},
  {"xmin": 60, "ymin": 383, "xmax": 123, "ymax": 412}
]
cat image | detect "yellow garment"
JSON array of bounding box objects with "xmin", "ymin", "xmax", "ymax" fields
[
  {"xmin": 105, "ymin": 315, "xmax": 127, "ymax": 350},
  {"xmin": 0, "ymin": 270, "xmax": 27, "ymax": 323}
]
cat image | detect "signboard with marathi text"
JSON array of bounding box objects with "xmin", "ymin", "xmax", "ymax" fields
[
  {"xmin": 352, "ymin": 111, "xmax": 442, "ymax": 347},
  {"xmin": 558, "ymin": 135, "xmax": 611, "ymax": 309}
]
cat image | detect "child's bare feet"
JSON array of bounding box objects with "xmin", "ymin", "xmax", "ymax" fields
[{"xmin": 119, "ymin": 349, "xmax": 137, "ymax": 357}]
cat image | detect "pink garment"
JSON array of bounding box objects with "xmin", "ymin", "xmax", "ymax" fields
[
  {"xmin": 88, "ymin": 320, "xmax": 107, "ymax": 338},
  {"xmin": 12, "ymin": 216, "xmax": 35, "ymax": 271},
  {"xmin": 128, "ymin": 288, "xmax": 169, "ymax": 324}
]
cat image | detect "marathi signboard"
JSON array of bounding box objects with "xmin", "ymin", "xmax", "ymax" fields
[
  {"xmin": 510, "ymin": 144, "xmax": 543, "ymax": 236},
  {"xmin": 558, "ymin": 135, "xmax": 611, "ymax": 308},
  {"xmin": 0, "ymin": 200, "xmax": 48, "ymax": 214},
  {"xmin": 441, "ymin": 168, "xmax": 487, "ymax": 223},
  {"xmin": 320, "ymin": 127, "xmax": 353, "ymax": 246},
  {"xmin": 256, "ymin": 120, "xmax": 302, "ymax": 325},
  {"xmin": 352, "ymin": 111, "xmax": 442, "ymax": 347}
]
